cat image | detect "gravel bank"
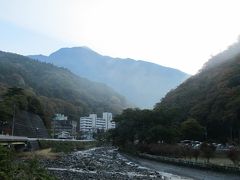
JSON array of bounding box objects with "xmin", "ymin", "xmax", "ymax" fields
[{"xmin": 40, "ymin": 147, "xmax": 190, "ymax": 180}]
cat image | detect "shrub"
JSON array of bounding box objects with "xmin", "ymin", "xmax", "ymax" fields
[
  {"xmin": 0, "ymin": 145, "xmax": 56, "ymax": 179},
  {"xmin": 200, "ymin": 142, "xmax": 216, "ymax": 163},
  {"xmin": 0, "ymin": 145, "xmax": 13, "ymax": 179},
  {"xmin": 227, "ymin": 148, "xmax": 240, "ymax": 166},
  {"xmin": 148, "ymin": 143, "xmax": 182, "ymax": 158},
  {"xmin": 39, "ymin": 140, "xmax": 96, "ymax": 153},
  {"xmin": 180, "ymin": 145, "xmax": 192, "ymax": 159},
  {"xmin": 192, "ymin": 149, "xmax": 200, "ymax": 162}
]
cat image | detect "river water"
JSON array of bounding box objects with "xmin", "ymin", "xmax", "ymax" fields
[
  {"xmin": 41, "ymin": 147, "xmax": 240, "ymax": 180},
  {"xmin": 126, "ymin": 154, "xmax": 240, "ymax": 180}
]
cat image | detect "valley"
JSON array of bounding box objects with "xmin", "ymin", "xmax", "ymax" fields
[{"xmin": 1, "ymin": 1, "xmax": 240, "ymax": 178}]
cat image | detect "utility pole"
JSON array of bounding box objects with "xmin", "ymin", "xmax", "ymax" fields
[
  {"xmin": 204, "ymin": 127, "xmax": 208, "ymax": 141},
  {"xmin": 52, "ymin": 118, "xmax": 55, "ymax": 139},
  {"xmin": 11, "ymin": 104, "xmax": 16, "ymax": 136},
  {"xmin": 36, "ymin": 127, "xmax": 39, "ymax": 138}
]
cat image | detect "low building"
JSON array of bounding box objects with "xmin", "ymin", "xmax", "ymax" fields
[
  {"xmin": 51, "ymin": 114, "xmax": 77, "ymax": 139},
  {"xmin": 56, "ymin": 131, "xmax": 71, "ymax": 139},
  {"xmin": 54, "ymin": 113, "xmax": 68, "ymax": 121}
]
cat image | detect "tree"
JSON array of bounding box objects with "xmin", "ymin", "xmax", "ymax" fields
[
  {"xmin": 0, "ymin": 101, "xmax": 12, "ymax": 123},
  {"xmin": 227, "ymin": 148, "xmax": 240, "ymax": 166},
  {"xmin": 0, "ymin": 146, "xmax": 13, "ymax": 179},
  {"xmin": 0, "ymin": 146, "xmax": 55, "ymax": 179},
  {"xmin": 200, "ymin": 142, "xmax": 216, "ymax": 163},
  {"xmin": 3, "ymin": 87, "xmax": 24, "ymax": 97},
  {"xmin": 27, "ymin": 96, "xmax": 43, "ymax": 114},
  {"xmin": 180, "ymin": 118, "xmax": 204, "ymax": 140},
  {"xmin": 192, "ymin": 149, "xmax": 200, "ymax": 162},
  {"xmin": 147, "ymin": 125, "xmax": 178, "ymax": 144}
]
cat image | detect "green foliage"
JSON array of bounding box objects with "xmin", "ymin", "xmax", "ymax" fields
[
  {"xmin": 180, "ymin": 118, "xmax": 204, "ymax": 141},
  {"xmin": 0, "ymin": 145, "xmax": 13, "ymax": 179},
  {"xmin": 200, "ymin": 142, "xmax": 216, "ymax": 163},
  {"xmin": 0, "ymin": 51, "xmax": 129, "ymax": 129},
  {"xmin": 0, "ymin": 146, "xmax": 55, "ymax": 180},
  {"xmin": 27, "ymin": 96, "xmax": 43, "ymax": 115},
  {"xmin": 192, "ymin": 149, "xmax": 200, "ymax": 162},
  {"xmin": 227, "ymin": 148, "xmax": 240, "ymax": 166},
  {"xmin": 148, "ymin": 144, "xmax": 183, "ymax": 158},
  {"xmin": 4, "ymin": 87, "xmax": 24, "ymax": 97},
  {"xmin": 111, "ymin": 42, "xmax": 240, "ymax": 156},
  {"xmin": 112, "ymin": 108, "xmax": 180, "ymax": 148},
  {"xmin": 147, "ymin": 125, "xmax": 178, "ymax": 144},
  {"xmin": 0, "ymin": 87, "xmax": 44, "ymax": 126},
  {"xmin": 154, "ymin": 47, "xmax": 240, "ymax": 142},
  {"xmin": 93, "ymin": 129, "xmax": 113, "ymax": 146},
  {"xmin": 14, "ymin": 158, "xmax": 56, "ymax": 180},
  {"xmin": 0, "ymin": 101, "xmax": 12, "ymax": 123},
  {"xmin": 38, "ymin": 140, "xmax": 96, "ymax": 153}
]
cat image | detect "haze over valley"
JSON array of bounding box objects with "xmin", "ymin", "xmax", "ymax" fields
[{"xmin": 29, "ymin": 47, "xmax": 189, "ymax": 108}]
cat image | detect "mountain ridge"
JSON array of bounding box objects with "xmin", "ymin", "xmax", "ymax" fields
[
  {"xmin": 29, "ymin": 47, "xmax": 190, "ymax": 108},
  {"xmin": 0, "ymin": 50, "xmax": 130, "ymax": 126},
  {"xmin": 154, "ymin": 41, "xmax": 240, "ymax": 141}
]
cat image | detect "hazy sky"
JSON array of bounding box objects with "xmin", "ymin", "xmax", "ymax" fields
[{"xmin": 1, "ymin": 0, "xmax": 240, "ymax": 74}]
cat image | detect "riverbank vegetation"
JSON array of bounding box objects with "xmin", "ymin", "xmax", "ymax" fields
[
  {"xmin": 111, "ymin": 108, "xmax": 240, "ymax": 166},
  {"xmin": 0, "ymin": 145, "xmax": 56, "ymax": 180},
  {"xmin": 38, "ymin": 140, "xmax": 97, "ymax": 153},
  {"xmin": 0, "ymin": 140, "xmax": 98, "ymax": 179},
  {"xmin": 111, "ymin": 44, "xmax": 240, "ymax": 170},
  {"xmin": 0, "ymin": 51, "xmax": 129, "ymax": 135},
  {"xmin": 17, "ymin": 148, "xmax": 59, "ymax": 160}
]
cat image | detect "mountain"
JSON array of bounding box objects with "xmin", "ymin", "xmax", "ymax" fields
[
  {"xmin": 29, "ymin": 47, "xmax": 190, "ymax": 108},
  {"xmin": 154, "ymin": 41, "xmax": 240, "ymax": 141},
  {"xmin": 0, "ymin": 51, "xmax": 130, "ymax": 127}
]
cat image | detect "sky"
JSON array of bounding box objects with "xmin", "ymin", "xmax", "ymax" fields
[{"xmin": 1, "ymin": 0, "xmax": 240, "ymax": 74}]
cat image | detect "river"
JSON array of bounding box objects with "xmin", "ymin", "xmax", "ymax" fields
[
  {"xmin": 125, "ymin": 154, "xmax": 240, "ymax": 180},
  {"xmin": 41, "ymin": 147, "xmax": 240, "ymax": 180}
]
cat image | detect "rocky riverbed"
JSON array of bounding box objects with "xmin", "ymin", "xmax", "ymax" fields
[{"xmin": 40, "ymin": 147, "xmax": 190, "ymax": 180}]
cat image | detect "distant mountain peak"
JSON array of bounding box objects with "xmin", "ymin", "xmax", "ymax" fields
[
  {"xmin": 81, "ymin": 46, "xmax": 93, "ymax": 50},
  {"xmin": 53, "ymin": 46, "xmax": 97, "ymax": 53},
  {"xmin": 29, "ymin": 47, "xmax": 190, "ymax": 108}
]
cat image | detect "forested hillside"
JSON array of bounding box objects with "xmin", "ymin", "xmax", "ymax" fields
[
  {"xmin": 113, "ymin": 41, "xmax": 240, "ymax": 147},
  {"xmin": 155, "ymin": 42, "xmax": 240, "ymax": 141},
  {"xmin": 0, "ymin": 51, "xmax": 129, "ymax": 129}
]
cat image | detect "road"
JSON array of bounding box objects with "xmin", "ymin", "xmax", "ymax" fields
[
  {"xmin": 124, "ymin": 154, "xmax": 240, "ymax": 180},
  {"xmin": 0, "ymin": 135, "xmax": 95, "ymax": 142}
]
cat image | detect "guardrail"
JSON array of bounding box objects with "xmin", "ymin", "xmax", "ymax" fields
[
  {"xmin": 0, "ymin": 135, "xmax": 96, "ymax": 151},
  {"xmin": 0, "ymin": 135, "xmax": 28, "ymax": 142},
  {"xmin": 0, "ymin": 135, "xmax": 29, "ymax": 150}
]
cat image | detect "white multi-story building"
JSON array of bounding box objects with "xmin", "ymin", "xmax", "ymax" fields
[
  {"xmin": 103, "ymin": 112, "xmax": 115, "ymax": 129},
  {"xmin": 96, "ymin": 118, "xmax": 106, "ymax": 130},
  {"xmin": 79, "ymin": 112, "xmax": 115, "ymax": 135},
  {"xmin": 79, "ymin": 116, "xmax": 94, "ymax": 132}
]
